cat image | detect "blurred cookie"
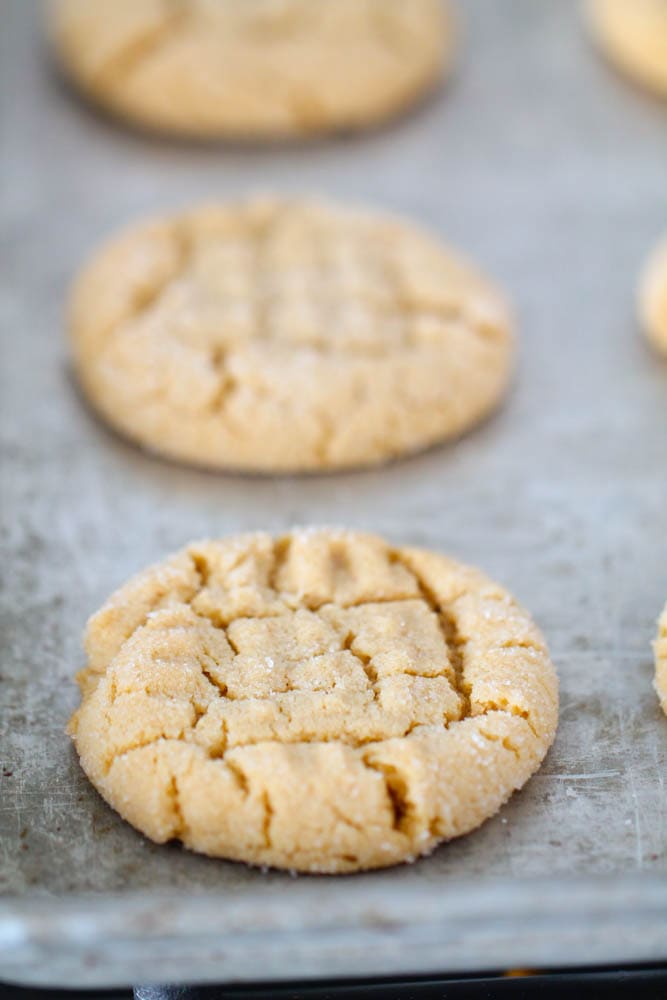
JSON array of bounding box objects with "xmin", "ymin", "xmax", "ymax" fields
[
  {"xmin": 68, "ymin": 528, "xmax": 559, "ymax": 873},
  {"xmin": 51, "ymin": 0, "xmax": 452, "ymax": 137},
  {"xmin": 639, "ymin": 238, "xmax": 667, "ymax": 355},
  {"xmin": 588, "ymin": 0, "xmax": 667, "ymax": 97},
  {"xmin": 69, "ymin": 196, "xmax": 514, "ymax": 472}
]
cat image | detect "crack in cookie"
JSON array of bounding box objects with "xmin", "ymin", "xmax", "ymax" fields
[{"xmin": 91, "ymin": 0, "xmax": 190, "ymax": 92}]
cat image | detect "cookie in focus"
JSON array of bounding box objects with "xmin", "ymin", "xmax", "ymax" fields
[{"xmin": 68, "ymin": 529, "xmax": 559, "ymax": 874}]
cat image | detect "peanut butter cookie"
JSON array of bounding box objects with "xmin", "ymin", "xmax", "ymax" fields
[
  {"xmin": 68, "ymin": 197, "xmax": 514, "ymax": 472},
  {"xmin": 68, "ymin": 529, "xmax": 559, "ymax": 873},
  {"xmin": 51, "ymin": 0, "xmax": 452, "ymax": 137}
]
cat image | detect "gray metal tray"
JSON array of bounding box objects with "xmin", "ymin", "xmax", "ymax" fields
[{"xmin": 1, "ymin": 0, "xmax": 666, "ymax": 989}]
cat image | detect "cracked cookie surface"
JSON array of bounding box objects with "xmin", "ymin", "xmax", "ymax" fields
[
  {"xmin": 68, "ymin": 196, "xmax": 514, "ymax": 472},
  {"xmin": 51, "ymin": 0, "xmax": 451, "ymax": 137},
  {"xmin": 68, "ymin": 529, "xmax": 558, "ymax": 873},
  {"xmin": 640, "ymin": 239, "xmax": 667, "ymax": 356},
  {"xmin": 588, "ymin": 0, "xmax": 667, "ymax": 97},
  {"xmin": 655, "ymin": 602, "xmax": 667, "ymax": 716}
]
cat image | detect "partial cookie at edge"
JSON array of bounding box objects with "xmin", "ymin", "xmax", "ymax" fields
[
  {"xmin": 639, "ymin": 239, "xmax": 667, "ymax": 355},
  {"xmin": 587, "ymin": 0, "xmax": 667, "ymax": 97},
  {"xmin": 655, "ymin": 601, "xmax": 667, "ymax": 716}
]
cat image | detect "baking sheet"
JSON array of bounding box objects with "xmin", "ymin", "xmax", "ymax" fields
[{"xmin": 1, "ymin": 0, "xmax": 666, "ymax": 989}]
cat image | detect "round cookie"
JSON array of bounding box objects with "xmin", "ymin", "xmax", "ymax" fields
[
  {"xmin": 655, "ymin": 602, "xmax": 667, "ymax": 716},
  {"xmin": 50, "ymin": 0, "xmax": 452, "ymax": 138},
  {"xmin": 588, "ymin": 0, "xmax": 667, "ymax": 97},
  {"xmin": 68, "ymin": 197, "xmax": 514, "ymax": 473},
  {"xmin": 68, "ymin": 529, "xmax": 559, "ymax": 874},
  {"xmin": 639, "ymin": 238, "xmax": 667, "ymax": 355}
]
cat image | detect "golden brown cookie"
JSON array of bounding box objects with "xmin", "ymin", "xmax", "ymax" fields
[
  {"xmin": 51, "ymin": 0, "xmax": 452, "ymax": 137},
  {"xmin": 588, "ymin": 0, "xmax": 667, "ymax": 97},
  {"xmin": 68, "ymin": 197, "xmax": 515, "ymax": 473},
  {"xmin": 68, "ymin": 529, "xmax": 559, "ymax": 874},
  {"xmin": 655, "ymin": 602, "xmax": 667, "ymax": 716},
  {"xmin": 639, "ymin": 238, "xmax": 667, "ymax": 355}
]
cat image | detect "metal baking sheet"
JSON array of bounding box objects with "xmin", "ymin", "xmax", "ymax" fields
[{"xmin": 1, "ymin": 0, "xmax": 666, "ymax": 989}]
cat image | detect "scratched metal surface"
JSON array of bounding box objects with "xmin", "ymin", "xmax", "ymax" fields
[{"xmin": 1, "ymin": 0, "xmax": 667, "ymax": 990}]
